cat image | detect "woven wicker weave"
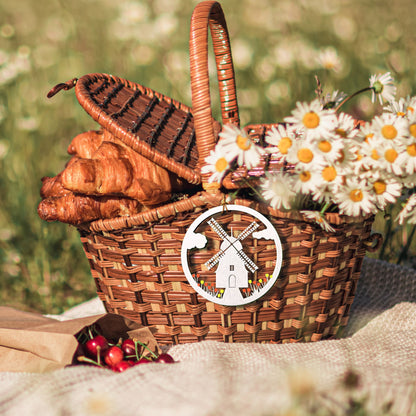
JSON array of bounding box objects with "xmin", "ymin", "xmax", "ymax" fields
[{"xmin": 72, "ymin": 1, "xmax": 381, "ymax": 345}]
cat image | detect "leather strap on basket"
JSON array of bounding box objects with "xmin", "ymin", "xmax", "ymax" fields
[{"xmin": 190, "ymin": 1, "xmax": 239, "ymax": 189}]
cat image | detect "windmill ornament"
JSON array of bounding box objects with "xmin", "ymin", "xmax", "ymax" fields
[{"xmin": 181, "ymin": 205, "xmax": 283, "ymax": 306}]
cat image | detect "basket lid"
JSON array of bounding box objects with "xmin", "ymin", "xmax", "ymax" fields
[{"xmin": 71, "ymin": 73, "xmax": 222, "ymax": 185}]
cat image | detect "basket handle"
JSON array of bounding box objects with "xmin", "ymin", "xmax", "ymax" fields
[{"xmin": 190, "ymin": 1, "xmax": 239, "ymax": 188}]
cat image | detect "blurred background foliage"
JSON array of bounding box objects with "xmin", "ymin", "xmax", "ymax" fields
[{"xmin": 1, "ymin": 0, "xmax": 416, "ymax": 313}]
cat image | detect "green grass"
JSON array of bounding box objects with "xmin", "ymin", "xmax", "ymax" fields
[{"xmin": 1, "ymin": 0, "xmax": 416, "ymax": 314}]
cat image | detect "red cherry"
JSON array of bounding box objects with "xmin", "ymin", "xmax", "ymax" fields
[
  {"xmin": 85, "ymin": 335, "xmax": 109, "ymax": 358},
  {"xmin": 112, "ymin": 361, "xmax": 131, "ymax": 372},
  {"xmin": 155, "ymin": 353, "xmax": 175, "ymax": 364},
  {"xmin": 121, "ymin": 339, "xmax": 136, "ymax": 356},
  {"xmin": 134, "ymin": 357, "xmax": 153, "ymax": 365},
  {"xmin": 104, "ymin": 346, "xmax": 124, "ymax": 367}
]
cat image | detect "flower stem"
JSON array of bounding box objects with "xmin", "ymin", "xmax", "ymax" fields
[
  {"xmin": 320, "ymin": 201, "xmax": 331, "ymax": 215},
  {"xmin": 334, "ymin": 86, "xmax": 373, "ymax": 112},
  {"xmin": 240, "ymin": 177, "xmax": 263, "ymax": 200}
]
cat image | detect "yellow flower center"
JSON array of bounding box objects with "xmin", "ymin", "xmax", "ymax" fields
[
  {"xmin": 236, "ymin": 135, "xmax": 251, "ymax": 151},
  {"xmin": 300, "ymin": 171, "xmax": 311, "ymax": 182},
  {"xmin": 355, "ymin": 151, "xmax": 363, "ymax": 161},
  {"xmin": 302, "ymin": 112, "xmax": 320, "ymax": 129},
  {"xmin": 349, "ymin": 189, "xmax": 363, "ymax": 202},
  {"xmin": 318, "ymin": 140, "xmax": 332, "ymax": 153},
  {"xmin": 381, "ymin": 124, "xmax": 398, "ymax": 140},
  {"xmin": 384, "ymin": 148, "xmax": 398, "ymax": 163},
  {"xmin": 408, "ymin": 106, "xmax": 414, "ymax": 113},
  {"xmin": 335, "ymin": 128, "xmax": 347, "ymax": 138},
  {"xmin": 215, "ymin": 157, "xmax": 228, "ymax": 172},
  {"xmin": 409, "ymin": 123, "xmax": 416, "ymax": 138},
  {"xmin": 373, "ymin": 181, "xmax": 386, "ymax": 195},
  {"xmin": 397, "ymin": 111, "xmax": 406, "ymax": 117},
  {"xmin": 407, "ymin": 143, "xmax": 416, "ymax": 157},
  {"xmin": 278, "ymin": 137, "xmax": 292, "ymax": 154},
  {"xmin": 297, "ymin": 148, "xmax": 314, "ymax": 163},
  {"xmin": 322, "ymin": 166, "xmax": 337, "ymax": 182},
  {"xmin": 371, "ymin": 149, "xmax": 380, "ymax": 160}
]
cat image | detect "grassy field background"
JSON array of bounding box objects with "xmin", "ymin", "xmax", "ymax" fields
[{"xmin": 1, "ymin": 0, "xmax": 416, "ymax": 314}]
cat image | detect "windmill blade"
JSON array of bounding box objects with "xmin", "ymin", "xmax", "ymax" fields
[
  {"xmin": 235, "ymin": 249, "xmax": 258, "ymax": 273},
  {"xmin": 236, "ymin": 221, "xmax": 260, "ymax": 243},
  {"xmin": 207, "ymin": 218, "xmax": 233, "ymax": 243},
  {"xmin": 204, "ymin": 248, "xmax": 227, "ymax": 270},
  {"xmin": 205, "ymin": 218, "xmax": 234, "ymax": 270}
]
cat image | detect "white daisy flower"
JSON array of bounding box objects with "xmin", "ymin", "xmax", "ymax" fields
[
  {"xmin": 406, "ymin": 112, "xmax": 416, "ymax": 140},
  {"xmin": 356, "ymin": 121, "xmax": 375, "ymax": 143},
  {"xmin": 260, "ymin": 172, "xmax": 296, "ymax": 210},
  {"xmin": 333, "ymin": 139, "xmax": 357, "ymax": 175},
  {"xmin": 368, "ymin": 174, "xmax": 402, "ymax": 210},
  {"xmin": 291, "ymin": 168, "xmax": 323, "ymax": 195},
  {"xmin": 396, "ymin": 193, "xmax": 416, "ymax": 225},
  {"xmin": 286, "ymin": 138, "xmax": 326, "ymax": 170},
  {"xmin": 385, "ymin": 96, "xmax": 416, "ymax": 117},
  {"xmin": 360, "ymin": 135, "xmax": 383, "ymax": 169},
  {"xmin": 371, "ymin": 112, "xmax": 408, "ymax": 144},
  {"xmin": 395, "ymin": 138, "xmax": 416, "ymax": 175},
  {"xmin": 336, "ymin": 178, "xmax": 376, "ymax": 217},
  {"xmin": 218, "ymin": 124, "xmax": 265, "ymax": 169},
  {"xmin": 316, "ymin": 47, "xmax": 343, "ymax": 73},
  {"xmin": 284, "ymin": 99, "xmax": 337, "ymax": 140},
  {"xmin": 265, "ymin": 124, "xmax": 296, "ymax": 160},
  {"xmin": 201, "ymin": 145, "xmax": 232, "ymax": 183},
  {"xmin": 378, "ymin": 140, "xmax": 405, "ymax": 176},
  {"xmin": 369, "ymin": 72, "xmax": 397, "ymax": 104},
  {"xmin": 405, "ymin": 96, "xmax": 416, "ymax": 115},
  {"xmin": 318, "ymin": 164, "xmax": 345, "ymax": 190},
  {"xmin": 314, "ymin": 136, "xmax": 344, "ymax": 164},
  {"xmin": 359, "ymin": 135, "xmax": 385, "ymax": 170},
  {"xmin": 333, "ymin": 112, "xmax": 360, "ymax": 140},
  {"xmin": 300, "ymin": 210, "xmax": 335, "ymax": 233},
  {"xmin": 311, "ymin": 185, "xmax": 336, "ymax": 206},
  {"xmin": 384, "ymin": 97, "xmax": 409, "ymax": 117}
]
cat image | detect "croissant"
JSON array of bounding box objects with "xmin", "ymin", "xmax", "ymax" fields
[
  {"xmin": 61, "ymin": 141, "xmax": 192, "ymax": 206},
  {"xmin": 67, "ymin": 130, "xmax": 105, "ymax": 158},
  {"xmin": 37, "ymin": 192, "xmax": 142, "ymax": 225},
  {"xmin": 40, "ymin": 175, "xmax": 69, "ymax": 198},
  {"xmin": 40, "ymin": 156, "xmax": 80, "ymax": 198}
]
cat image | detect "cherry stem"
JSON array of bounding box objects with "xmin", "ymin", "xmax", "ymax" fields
[
  {"xmin": 134, "ymin": 339, "xmax": 158, "ymax": 359},
  {"xmin": 134, "ymin": 341, "xmax": 141, "ymax": 361},
  {"xmin": 334, "ymin": 86, "xmax": 373, "ymax": 112},
  {"xmin": 96, "ymin": 345, "xmax": 101, "ymax": 366},
  {"xmin": 77, "ymin": 356, "xmax": 104, "ymax": 368}
]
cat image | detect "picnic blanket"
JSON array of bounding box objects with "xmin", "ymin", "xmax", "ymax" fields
[{"xmin": 0, "ymin": 257, "xmax": 415, "ymax": 416}]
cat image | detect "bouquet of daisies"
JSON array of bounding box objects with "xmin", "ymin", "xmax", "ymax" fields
[{"xmin": 202, "ymin": 72, "xmax": 416, "ymax": 232}]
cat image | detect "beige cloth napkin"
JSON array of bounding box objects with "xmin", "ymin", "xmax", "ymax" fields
[{"xmin": 0, "ymin": 258, "xmax": 415, "ymax": 416}]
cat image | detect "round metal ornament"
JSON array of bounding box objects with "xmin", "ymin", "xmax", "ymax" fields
[{"xmin": 181, "ymin": 204, "xmax": 283, "ymax": 306}]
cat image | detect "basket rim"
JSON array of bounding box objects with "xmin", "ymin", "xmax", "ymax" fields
[{"xmin": 78, "ymin": 189, "xmax": 375, "ymax": 233}]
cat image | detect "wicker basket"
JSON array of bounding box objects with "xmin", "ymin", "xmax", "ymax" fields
[{"xmin": 70, "ymin": 1, "xmax": 382, "ymax": 345}]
